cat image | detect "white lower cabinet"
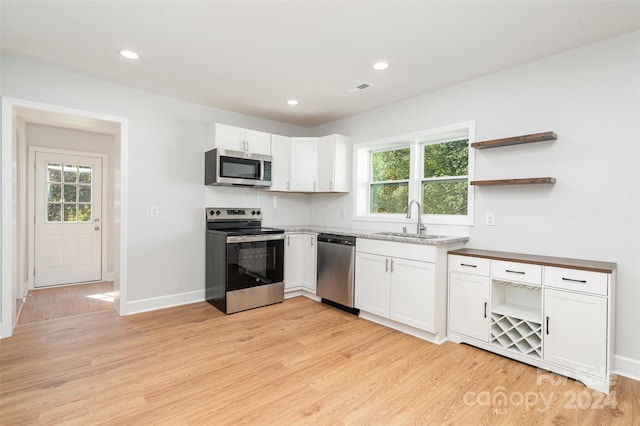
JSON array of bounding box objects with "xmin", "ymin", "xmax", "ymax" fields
[
  {"xmin": 389, "ymin": 258, "xmax": 436, "ymax": 331},
  {"xmin": 284, "ymin": 233, "xmax": 316, "ymax": 293},
  {"xmin": 355, "ymin": 239, "xmax": 457, "ymax": 341},
  {"xmin": 448, "ymin": 271, "xmax": 490, "ymax": 342},
  {"xmin": 354, "ymin": 252, "xmax": 389, "ymax": 317},
  {"xmin": 543, "ymin": 288, "xmax": 607, "ymax": 378},
  {"xmin": 447, "ymin": 250, "xmax": 615, "ymax": 393}
]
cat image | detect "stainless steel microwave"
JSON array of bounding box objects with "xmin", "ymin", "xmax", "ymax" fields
[{"xmin": 205, "ymin": 148, "xmax": 272, "ymax": 187}]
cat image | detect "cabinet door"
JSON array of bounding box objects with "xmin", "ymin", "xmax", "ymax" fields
[
  {"xmin": 244, "ymin": 129, "xmax": 271, "ymax": 155},
  {"xmin": 354, "ymin": 252, "xmax": 389, "ymax": 317},
  {"xmin": 318, "ymin": 134, "xmax": 350, "ymax": 192},
  {"xmin": 389, "ymin": 258, "xmax": 436, "ymax": 332},
  {"xmin": 214, "ymin": 123, "xmax": 245, "ymax": 151},
  {"xmin": 269, "ymin": 134, "xmax": 291, "ymax": 191},
  {"xmin": 317, "ymin": 136, "xmax": 335, "ymax": 192},
  {"xmin": 290, "ymin": 137, "xmax": 318, "ymax": 192},
  {"xmin": 449, "ymin": 272, "xmax": 490, "ymax": 341},
  {"xmin": 543, "ymin": 288, "xmax": 607, "ymax": 378},
  {"xmin": 301, "ymin": 234, "xmax": 317, "ymax": 292},
  {"xmin": 284, "ymin": 234, "xmax": 302, "ymax": 291}
]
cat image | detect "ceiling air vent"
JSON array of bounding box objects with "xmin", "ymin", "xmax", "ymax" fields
[{"xmin": 348, "ymin": 82, "xmax": 373, "ymax": 93}]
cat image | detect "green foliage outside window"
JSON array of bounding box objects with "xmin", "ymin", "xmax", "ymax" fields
[
  {"xmin": 370, "ymin": 148, "xmax": 410, "ymax": 213},
  {"xmin": 422, "ymin": 139, "xmax": 469, "ymax": 215},
  {"xmin": 423, "ymin": 140, "xmax": 468, "ymax": 178},
  {"xmin": 369, "ymin": 139, "xmax": 469, "ymax": 216},
  {"xmin": 46, "ymin": 163, "xmax": 92, "ymax": 222},
  {"xmin": 422, "ymin": 179, "xmax": 468, "ymax": 215}
]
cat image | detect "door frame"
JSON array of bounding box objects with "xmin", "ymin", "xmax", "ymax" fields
[
  {"xmin": 27, "ymin": 147, "xmax": 108, "ymax": 289},
  {"xmin": 1, "ymin": 97, "xmax": 129, "ymax": 338}
]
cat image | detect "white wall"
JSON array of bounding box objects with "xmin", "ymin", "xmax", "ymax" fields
[
  {"xmin": 312, "ymin": 31, "xmax": 640, "ymax": 372},
  {"xmin": 0, "ymin": 55, "xmax": 308, "ymax": 313}
]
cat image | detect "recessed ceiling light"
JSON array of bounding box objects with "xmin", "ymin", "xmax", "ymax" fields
[
  {"xmin": 120, "ymin": 50, "xmax": 139, "ymax": 60},
  {"xmin": 287, "ymin": 99, "xmax": 299, "ymax": 106},
  {"xmin": 373, "ymin": 61, "xmax": 389, "ymax": 71}
]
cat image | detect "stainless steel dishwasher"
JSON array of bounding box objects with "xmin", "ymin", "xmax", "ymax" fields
[{"xmin": 316, "ymin": 233, "xmax": 359, "ymax": 315}]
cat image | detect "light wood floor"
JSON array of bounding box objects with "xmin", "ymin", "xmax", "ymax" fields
[
  {"xmin": 17, "ymin": 281, "xmax": 114, "ymax": 325},
  {"xmin": 1, "ymin": 297, "xmax": 638, "ymax": 425}
]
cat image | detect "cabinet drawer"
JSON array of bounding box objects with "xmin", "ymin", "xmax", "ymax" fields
[
  {"xmin": 491, "ymin": 260, "xmax": 542, "ymax": 286},
  {"xmin": 357, "ymin": 238, "xmax": 435, "ymax": 263},
  {"xmin": 544, "ymin": 267, "xmax": 608, "ymax": 296},
  {"xmin": 448, "ymin": 255, "xmax": 490, "ymax": 276}
]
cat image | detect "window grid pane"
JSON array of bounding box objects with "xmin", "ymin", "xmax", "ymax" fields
[
  {"xmin": 421, "ymin": 178, "xmax": 468, "ymax": 215},
  {"xmin": 423, "ymin": 139, "xmax": 469, "ymax": 179},
  {"xmin": 370, "ymin": 182, "xmax": 409, "ymax": 214},
  {"xmin": 47, "ymin": 164, "xmax": 62, "ymax": 182},
  {"xmin": 371, "ymin": 147, "xmax": 411, "ymax": 182},
  {"xmin": 45, "ymin": 162, "xmax": 93, "ymax": 223},
  {"xmin": 370, "ymin": 147, "xmax": 411, "ymax": 213},
  {"xmin": 421, "ymin": 139, "xmax": 469, "ymax": 216}
]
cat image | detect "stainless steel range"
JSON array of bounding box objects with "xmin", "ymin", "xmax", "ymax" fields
[{"xmin": 205, "ymin": 207, "xmax": 285, "ymax": 314}]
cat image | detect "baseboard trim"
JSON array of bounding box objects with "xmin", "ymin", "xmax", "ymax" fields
[
  {"xmin": 359, "ymin": 311, "xmax": 446, "ymax": 345},
  {"xmin": 613, "ymin": 355, "xmax": 640, "ymax": 381},
  {"xmin": 103, "ymin": 272, "xmax": 115, "ymax": 282},
  {"xmin": 284, "ymin": 290, "xmax": 320, "ymax": 302},
  {"xmin": 125, "ymin": 290, "xmax": 205, "ymax": 315}
]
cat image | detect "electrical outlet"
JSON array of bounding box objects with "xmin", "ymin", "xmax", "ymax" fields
[
  {"xmin": 150, "ymin": 206, "xmax": 160, "ymax": 218},
  {"xmin": 486, "ymin": 212, "xmax": 495, "ymax": 226}
]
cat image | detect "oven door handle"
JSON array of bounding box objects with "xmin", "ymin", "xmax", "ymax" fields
[{"xmin": 226, "ymin": 234, "xmax": 285, "ymax": 243}]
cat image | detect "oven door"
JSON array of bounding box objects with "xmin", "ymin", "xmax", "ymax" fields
[{"xmin": 226, "ymin": 234, "xmax": 284, "ymax": 291}]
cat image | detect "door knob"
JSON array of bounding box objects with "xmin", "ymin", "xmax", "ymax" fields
[{"xmin": 94, "ymin": 225, "xmax": 100, "ymax": 231}]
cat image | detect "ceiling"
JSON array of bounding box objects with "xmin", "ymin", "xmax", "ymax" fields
[{"xmin": 1, "ymin": 1, "xmax": 639, "ymax": 128}]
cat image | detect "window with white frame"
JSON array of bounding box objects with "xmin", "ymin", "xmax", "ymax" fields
[
  {"xmin": 355, "ymin": 121, "xmax": 474, "ymax": 225},
  {"xmin": 370, "ymin": 146, "xmax": 410, "ymax": 213}
]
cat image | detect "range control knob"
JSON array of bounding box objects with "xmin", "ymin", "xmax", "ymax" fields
[
  {"xmin": 256, "ymin": 210, "xmax": 261, "ymax": 215},
  {"xmin": 251, "ymin": 210, "xmax": 257, "ymax": 215},
  {"xmin": 215, "ymin": 210, "xmax": 221, "ymax": 216},
  {"xmin": 209, "ymin": 210, "xmax": 215, "ymax": 216}
]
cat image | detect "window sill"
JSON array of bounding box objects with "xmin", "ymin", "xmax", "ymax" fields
[{"xmin": 355, "ymin": 213, "xmax": 473, "ymax": 227}]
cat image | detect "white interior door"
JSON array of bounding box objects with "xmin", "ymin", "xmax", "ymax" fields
[{"xmin": 34, "ymin": 152, "xmax": 102, "ymax": 287}]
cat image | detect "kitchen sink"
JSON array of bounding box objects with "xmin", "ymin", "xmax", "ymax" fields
[{"xmin": 374, "ymin": 231, "xmax": 443, "ymax": 239}]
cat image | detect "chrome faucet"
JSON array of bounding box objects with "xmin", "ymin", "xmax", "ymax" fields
[{"xmin": 407, "ymin": 199, "xmax": 427, "ymax": 235}]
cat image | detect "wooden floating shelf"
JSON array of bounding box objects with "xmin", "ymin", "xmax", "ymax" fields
[
  {"xmin": 472, "ymin": 131, "xmax": 557, "ymax": 149},
  {"xmin": 471, "ymin": 177, "xmax": 556, "ymax": 186}
]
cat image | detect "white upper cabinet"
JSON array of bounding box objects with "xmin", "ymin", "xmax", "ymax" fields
[
  {"xmin": 207, "ymin": 123, "xmax": 351, "ymax": 193},
  {"xmin": 211, "ymin": 123, "xmax": 271, "ymax": 155},
  {"xmin": 289, "ymin": 137, "xmax": 318, "ymax": 192},
  {"xmin": 269, "ymin": 134, "xmax": 291, "ymax": 191},
  {"xmin": 318, "ymin": 134, "xmax": 350, "ymax": 192}
]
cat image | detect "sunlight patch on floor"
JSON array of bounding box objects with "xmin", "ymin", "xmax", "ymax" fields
[{"xmin": 86, "ymin": 292, "xmax": 115, "ymax": 303}]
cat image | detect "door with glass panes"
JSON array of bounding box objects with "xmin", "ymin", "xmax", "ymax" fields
[{"xmin": 34, "ymin": 151, "xmax": 102, "ymax": 287}]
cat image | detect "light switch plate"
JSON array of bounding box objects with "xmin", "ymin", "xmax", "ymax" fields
[{"xmin": 150, "ymin": 206, "xmax": 159, "ymax": 218}]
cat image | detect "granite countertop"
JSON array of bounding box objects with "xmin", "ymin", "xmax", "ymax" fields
[{"xmin": 280, "ymin": 225, "xmax": 469, "ymax": 246}]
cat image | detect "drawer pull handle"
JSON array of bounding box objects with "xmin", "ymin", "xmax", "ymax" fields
[
  {"xmin": 505, "ymin": 269, "xmax": 525, "ymax": 275},
  {"xmin": 385, "ymin": 258, "xmax": 389, "ymax": 272},
  {"xmin": 461, "ymin": 263, "xmax": 477, "ymax": 268},
  {"xmin": 562, "ymin": 277, "xmax": 587, "ymax": 284},
  {"xmin": 546, "ymin": 316, "xmax": 550, "ymax": 335},
  {"xmin": 484, "ymin": 302, "xmax": 487, "ymax": 318}
]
